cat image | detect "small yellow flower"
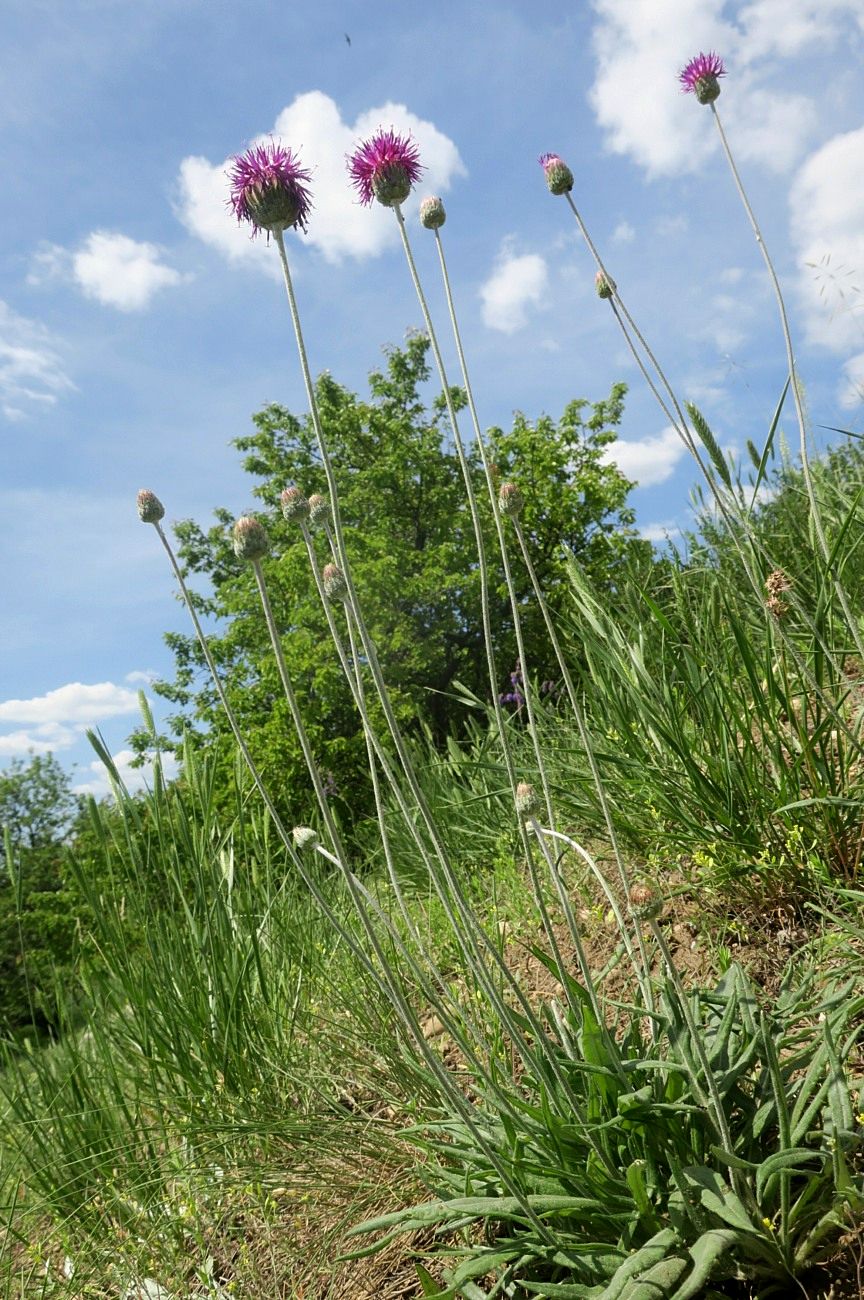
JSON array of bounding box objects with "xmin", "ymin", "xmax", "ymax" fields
[{"xmin": 762, "ymin": 1217, "xmax": 774, "ymax": 1231}]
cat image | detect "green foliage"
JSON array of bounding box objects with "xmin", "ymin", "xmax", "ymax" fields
[
  {"xmin": 348, "ymin": 963, "xmax": 864, "ymax": 1297},
  {"xmin": 151, "ymin": 336, "xmax": 644, "ymax": 828},
  {"xmin": 0, "ymin": 755, "xmax": 81, "ymax": 1034}
]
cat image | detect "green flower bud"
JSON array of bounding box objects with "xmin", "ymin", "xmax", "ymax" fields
[{"xmin": 232, "ymin": 515, "xmax": 269, "ymax": 562}]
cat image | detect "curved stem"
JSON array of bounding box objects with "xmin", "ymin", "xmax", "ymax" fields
[{"xmin": 710, "ymin": 103, "xmax": 864, "ymax": 665}]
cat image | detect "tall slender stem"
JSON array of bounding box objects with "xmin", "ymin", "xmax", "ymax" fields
[
  {"xmin": 251, "ymin": 558, "xmax": 346, "ymax": 860},
  {"xmin": 710, "ymin": 103, "xmax": 864, "ymax": 665},
  {"xmin": 431, "ymin": 226, "xmax": 555, "ymax": 828}
]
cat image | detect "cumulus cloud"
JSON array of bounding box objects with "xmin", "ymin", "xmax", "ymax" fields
[
  {"xmin": 176, "ymin": 91, "xmax": 466, "ymax": 266},
  {"xmin": 602, "ymin": 425, "xmax": 687, "ymax": 486},
  {"xmin": 789, "ymin": 126, "xmax": 864, "ymax": 355},
  {"xmin": 0, "ymin": 300, "xmax": 74, "ymax": 420},
  {"xmin": 31, "ymin": 233, "xmax": 186, "ymax": 311},
  {"xmin": 0, "ymin": 682, "xmax": 141, "ymax": 726},
  {"xmin": 587, "ymin": 0, "xmax": 847, "ymax": 177},
  {"xmin": 73, "ymin": 749, "xmax": 180, "ymax": 799},
  {"xmin": 735, "ymin": 0, "xmax": 863, "ymax": 59},
  {"xmin": 0, "ymin": 724, "xmax": 76, "ymax": 758},
  {"xmin": 479, "ymin": 243, "xmax": 548, "ymax": 333},
  {"xmin": 73, "ymin": 232, "xmax": 185, "ymax": 310}
]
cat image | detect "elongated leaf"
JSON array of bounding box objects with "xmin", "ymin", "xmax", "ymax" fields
[
  {"xmin": 747, "ymin": 377, "xmax": 788, "ymax": 515},
  {"xmin": 619, "ymin": 1257, "xmax": 689, "ymax": 1299},
  {"xmin": 599, "ymin": 1229, "xmax": 678, "ymax": 1299},
  {"xmin": 671, "ymin": 1230, "xmax": 739, "ymax": 1300},
  {"xmin": 756, "ymin": 1148, "xmax": 822, "ymax": 1203}
]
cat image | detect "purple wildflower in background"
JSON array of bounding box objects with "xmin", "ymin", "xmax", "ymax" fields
[
  {"xmin": 347, "ymin": 128, "xmax": 422, "ymax": 207},
  {"xmin": 228, "ymin": 141, "xmax": 313, "ymax": 235},
  {"xmin": 679, "ymin": 51, "xmax": 725, "ymax": 104},
  {"xmin": 499, "ymin": 660, "xmax": 526, "ymax": 710}
]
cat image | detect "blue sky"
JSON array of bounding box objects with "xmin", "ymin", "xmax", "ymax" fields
[{"xmin": 2, "ymin": 0, "xmax": 863, "ymax": 795}]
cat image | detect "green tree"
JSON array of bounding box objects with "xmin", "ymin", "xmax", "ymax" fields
[
  {"xmin": 150, "ymin": 336, "xmax": 645, "ymax": 828},
  {"xmin": 0, "ymin": 754, "xmax": 80, "ymax": 1033}
]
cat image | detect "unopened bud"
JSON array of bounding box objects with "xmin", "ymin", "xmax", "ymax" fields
[
  {"xmin": 280, "ymin": 486, "xmax": 310, "ymax": 523},
  {"xmin": 308, "ymin": 494, "xmax": 331, "ymax": 529},
  {"xmin": 292, "ymin": 826, "xmax": 319, "ymax": 852},
  {"xmin": 232, "ymin": 515, "xmax": 269, "ymax": 562},
  {"xmin": 629, "ymin": 884, "xmax": 662, "ymax": 921},
  {"xmin": 539, "ymin": 153, "xmax": 574, "ymax": 196},
  {"xmin": 137, "ymin": 489, "xmax": 164, "ymax": 523},
  {"xmin": 515, "ymin": 781, "xmax": 541, "ymax": 820},
  {"xmin": 322, "ymin": 562, "xmax": 348, "ymax": 602},
  {"xmin": 419, "ymin": 196, "xmax": 446, "ymax": 229},
  {"xmin": 595, "ymin": 270, "xmax": 616, "ymax": 300},
  {"xmin": 498, "ymin": 483, "xmax": 524, "ymax": 518}
]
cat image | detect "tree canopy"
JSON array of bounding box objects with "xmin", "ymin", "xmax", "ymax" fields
[{"xmin": 150, "ymin": 335, "xmax": 646, "ymax": 826}]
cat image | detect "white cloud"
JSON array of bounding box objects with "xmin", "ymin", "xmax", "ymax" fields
[
  {"xmin": 479, "ymin": 243, "xmax": 548, "ymax": 333},
  {"xmin": 639, "ymin": 520, "xmax": 681, "ymax": 542},
  {"xmin": 839, "ymin": 352, "xmax": 864, "ymax": 410},
  {"xmin": 736, "ymin": 0, "xmax": 863, "ymax": 59},
  {"xmin": 588, "ymin": 0, "xmax": 829, "ymax": 178},
  {"xmin": 0, "ymin": 300, "xmax": 74, "ymax": 420},
  {"xmin": 30, "ymin": 234, "xmax": 186, "ymax": 311},
  {"xmin": 612, "ymin": 220, "xmax": 635, "ymax": 243},
  {"xmin": 0, "ymin": 682, "xmax": 141, "ymax": 726},
  {"xmin": 176, "ymin": 91, "xmax": 466, "ymax": 267},
  {"xmin": 789, "ymin": 127, "xmax": 864, "ymax": 353},
  {"xmin": 0, "ymin": 724, "xmax": 76, "ymax": 758},
  {"xmin": 125, "ymin": 669, "xmax": 159, "ymax": 685},
  {"xmin": 73, "ymin": 749, "xmax": 179, "ymax": 799},
  {"xmin": 71, "ymin": 232, "xmax": 186, "ymax": 311},
  {"xmin": 602, "ymin": 425, "xmax": 687, "ymax": 486}
]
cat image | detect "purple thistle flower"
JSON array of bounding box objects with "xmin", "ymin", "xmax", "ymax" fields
[
  {"xmin": 228, "ymin": 141, "xmax": 313, "ymax": 236},
  {"xmin": 347, "ymin": 128, "xmax": 422, "ymax": 208},
  {"xmin": 539, "ymin": 152, "xmax": 574, "ymax": 196},
  {"xmin": 679, "ymin": 51, "xmax": 725, "ymax": 104}
]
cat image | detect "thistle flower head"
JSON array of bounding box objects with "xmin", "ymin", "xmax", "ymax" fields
[
  {"xmin": 679, "ymin": 51, "xmax": 725, "ymax": 104},
  {"xmin": 137, "ymin": 489, "xmax": 164, "ymax": 524},
  {"xmin": 347, "ymin": 128, "xmax": 422, "ymax": 207},
  {"xmin": 498, "ymin": 482, "xmax": 524, "ymax": 518},
  {"xmin": 232, "ymin": 515, "xmax": 269, "ymax": 562},
  {"xmin": 515, "ymin": 781, "xmax": 541, "ymax": 820},
  {"xmin": 280, "ymin": 486, "xmax": 310, "ymax": 523},
  {"xmin": 539, "ymin": 153, "xmax": 574, "ymax": 196},
  {"xmin": 292, "ymin": 826, "xmax": 319, "ymax": 852},
  {"xmin": 228, "ymin": 141, "xmax": 313, "ymax": 235},
  {"xmin": 419, "ymin": 195, "xmax": 446, "ymax": 230},
  {"xmin": 308, "ymin": 494, "xmax": 331, "ymax": 529},
  {"xmin": 595, "ymin": 270, "xmax": 616, "ymax": 300},
  {"xmin": 629, "ymin": 883, "xmax": 662, "ymax": 921},
  {"xmin": 322, "ymin": 562, "xmax": 348, "ymax": 602}
]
